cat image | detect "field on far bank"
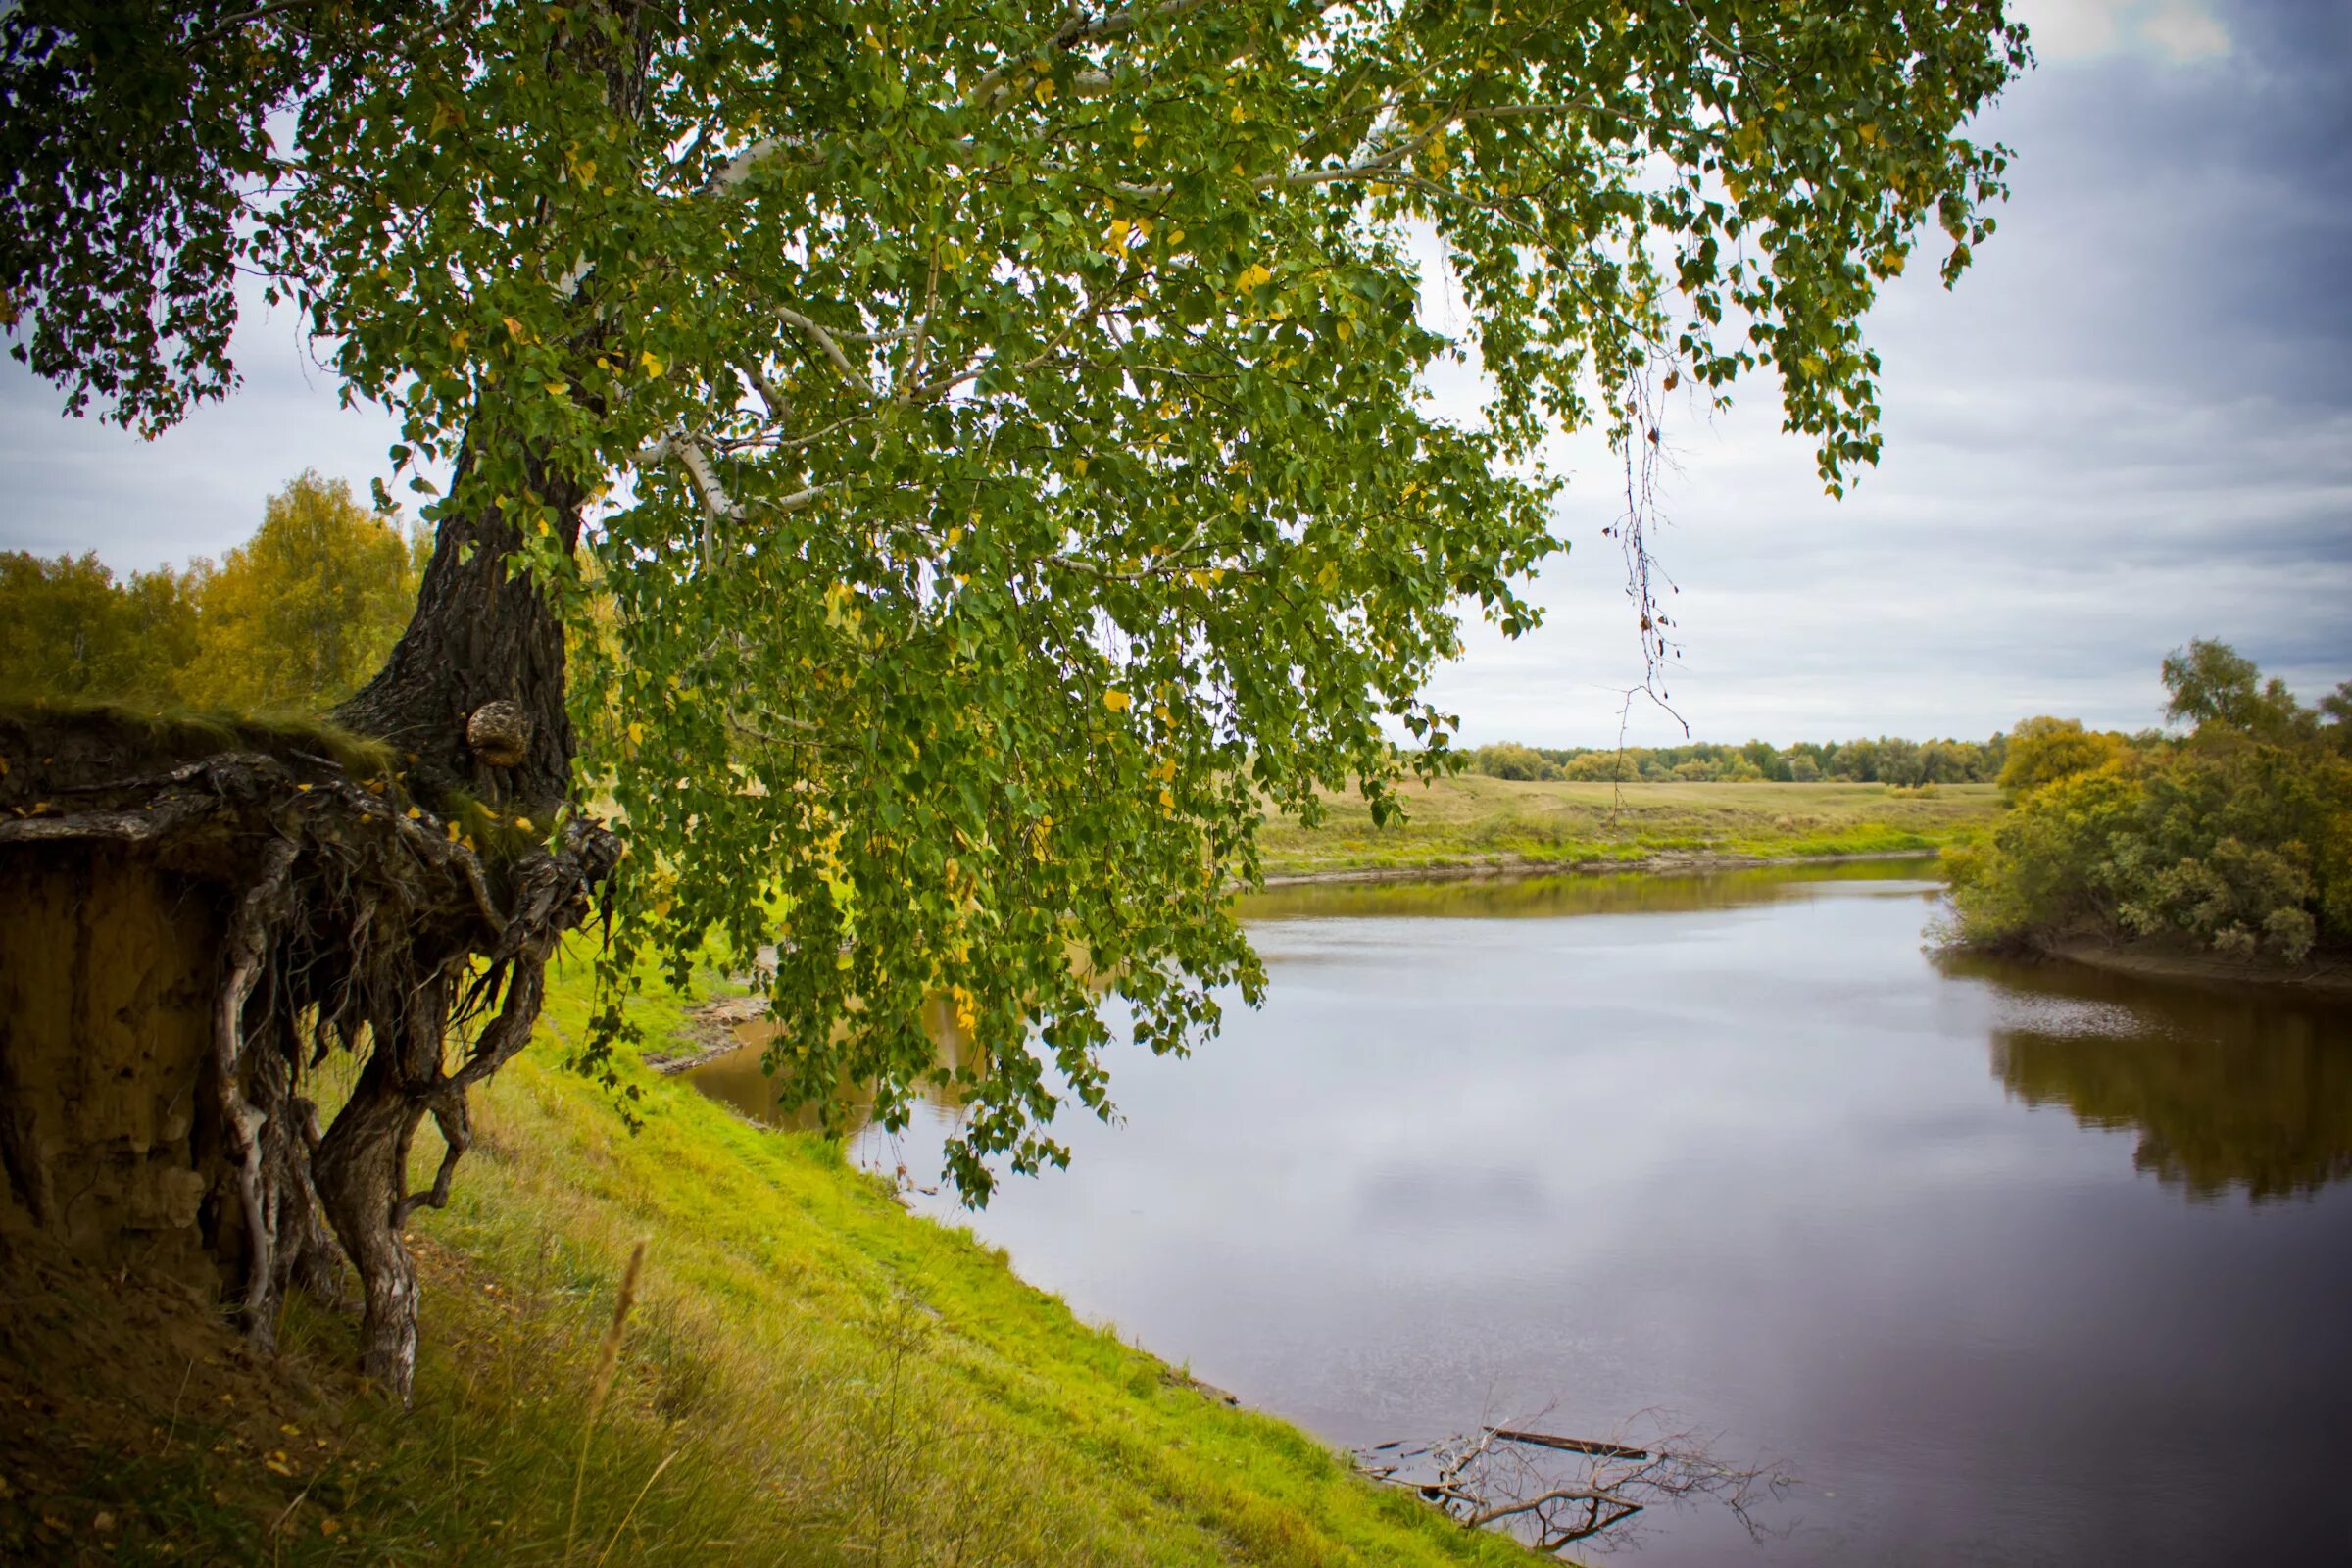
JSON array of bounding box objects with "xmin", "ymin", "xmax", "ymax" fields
[{"xmin": 1258, "ymin": 775, "xmax": 2002, "ymax": 878}]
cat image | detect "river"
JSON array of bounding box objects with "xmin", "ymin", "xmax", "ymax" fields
[{"xmin": 690, "ymin": 859, "xmax": 2352, "ymax": 1565}]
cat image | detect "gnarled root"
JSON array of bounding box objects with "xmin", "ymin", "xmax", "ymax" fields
[{"xmin": 0, "ymin": 731, "xmax": 616, "ymax": 1403}]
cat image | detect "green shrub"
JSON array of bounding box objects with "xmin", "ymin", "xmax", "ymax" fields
[{"xmin": 1947, "ymin": 645, "xmax": 2351, "ymax": 964}]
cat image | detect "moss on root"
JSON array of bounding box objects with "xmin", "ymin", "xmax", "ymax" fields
[{"xmin": 0, "ymin": 692, "xmax": 404, "ymax": 788}]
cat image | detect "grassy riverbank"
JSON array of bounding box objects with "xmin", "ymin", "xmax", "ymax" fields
[
  {"xmin": 1259, "ymin": 776, "xmax": 2001, "ymax": 878},
  {"xmin": 0, "ymin": 959, "xmax": 1524, "ymax": 1567}
]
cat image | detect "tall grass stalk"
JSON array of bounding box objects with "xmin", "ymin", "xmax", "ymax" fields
[{"xmin": 568, "ymin": 1236, "xmax": 648, "ymax": 1561}]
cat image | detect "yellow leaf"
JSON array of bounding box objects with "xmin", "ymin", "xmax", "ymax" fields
[
  {"xmin": 502, "ymin": 316, "xmax": 524, "ymax": 340},
  {"xmin": 1033, "ymin": 76, "xmax": 1054, "ymax": 104},
  {"xmin": 639, "ymin": 349, "xmax": 664, "ymax": 378},
  {"xmin": 450, "ymin": 327, "xmax": 469, "ymax": 352},
  {"xmin": 405, "ymin": 806, "xmax": 421, "ymax": 819},
  {"xmin": 1072, "ymin": 456, "xmax": 1089, "ymax": 477},
  {"xmin": 1232, "ymin": 263, "xmax": 1272, "ymax": 293},
  {"xmin": 514, "ymin": 816, "xmax": 534, "ymax": 833},
  {"xmin": 1102, "ymin": 689, "xmax": 1133, "ymax": 712},
  {"xmin": 627, "ymin": 721, "xmax": 645, "ymax": 744},
  {"xmin": 544, "ymin": 379, "xmax": 568, "ymax": 397}
]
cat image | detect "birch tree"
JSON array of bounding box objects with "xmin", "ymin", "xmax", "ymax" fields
[{"xmin": 0, "ymin": 0, "xmax": 2030, "ymax": 1395}]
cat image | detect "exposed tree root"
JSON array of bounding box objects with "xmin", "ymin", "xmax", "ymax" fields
[{"xmin": 0, "ymin": 711, "xmax": 617, "ymax": 1400}]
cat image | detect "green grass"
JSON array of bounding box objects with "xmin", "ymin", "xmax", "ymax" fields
[
  {"xmin": 5, "ymin": 958, "xmax": 1531, "ymax": 1567},
  {"xmin": 1257, "ymin": 776, "xmax": 2001, "ymax": 877}
]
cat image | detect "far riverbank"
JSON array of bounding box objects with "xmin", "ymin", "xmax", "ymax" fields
[
  {"xmin": 1257, "ymin": 776, "xmax": 1999, "ymax": 880},
  {"xmin": 1261, "ymin": 845, "xmax": 1947, "ymax": 887}
]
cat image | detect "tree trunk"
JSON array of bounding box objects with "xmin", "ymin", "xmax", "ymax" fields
[
  {"xmin": 335, "ymin": 433, "xmax": 587, "ymax": 817},
  {"xmin": 308, "ymin": 417, "xmax": 602, "ymax": 1396},
  {"xmin": 311, "ymin": 968, "xmax": 446, "ymax": 1392}
]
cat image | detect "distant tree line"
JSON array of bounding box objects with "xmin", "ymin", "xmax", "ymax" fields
[
  {"xmin": 1466, "ymin": 733, "xmax": 2015, "ymax": 786},
  {"xmin": 0, "ymin": 472, "xmax": 425, "ymax": 713},
  {"xmin": 1947, "ymin": 642, "xmax": 2352, "ymax": 965}
]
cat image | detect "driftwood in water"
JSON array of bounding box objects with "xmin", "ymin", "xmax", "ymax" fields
[
  {"xmin": 1353, "ymin": 1415, "xmax": 1788, "ymax": 1557},
  {"xmin": 1492, "ymin": 1427, "xmax": 1649, "ymax": 1461}
]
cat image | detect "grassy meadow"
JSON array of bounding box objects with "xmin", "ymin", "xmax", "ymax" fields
[
  {"xmin": 1257, "ymin": 775, "xmax": 2001, "ymax": 878},
  {"xmin": 1, "ymin": 956, "xmax": 1527, "ymax": 1568}
]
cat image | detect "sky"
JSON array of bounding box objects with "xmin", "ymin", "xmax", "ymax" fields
[{"xmin": 2, "ymin": 0, "xmax": 2345, "ymax": 749}]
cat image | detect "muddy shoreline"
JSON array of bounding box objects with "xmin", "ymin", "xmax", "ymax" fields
[{"xmin": 2039, "ymin": 936, "xmax": 2352, "ymax": 995}]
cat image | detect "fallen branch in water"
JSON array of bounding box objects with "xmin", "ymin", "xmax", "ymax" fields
[{"xmin": 1353, "ymin": 1411, "xmax": 1791, "ymax": 1556}]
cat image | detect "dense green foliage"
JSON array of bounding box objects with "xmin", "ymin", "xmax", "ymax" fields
[
  {"xmin": 0, "ymin": 549, "xmax": 199, "ymax": 703},
  {"xmin": 0, "ymin": 472, "xmax": 424, "ymax": 710},
  {"xmin": 1946, "ymin": 642, "xmax": 2352, "ymax": 964},
  {"xmin": 3, "ymin": 0, "xmax": 2030, "ymax": 1197},
  {"xmin": 1471, "ymin": 731, "xmax": 2009, "ymax": 784}
]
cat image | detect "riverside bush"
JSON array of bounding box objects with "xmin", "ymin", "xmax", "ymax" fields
[{"xmin": 1946, "ymin": 643, "xmax": 2352, "ymax": 964}]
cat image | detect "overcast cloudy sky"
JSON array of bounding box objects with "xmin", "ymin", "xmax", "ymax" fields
[{"xmin": 2, "ymin": 0, "xmax": 2345, "ymax": 749}]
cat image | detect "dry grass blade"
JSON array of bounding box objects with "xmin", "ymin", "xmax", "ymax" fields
[{"xmin": 568, "ymin": 1237, "xmax": 650, "ymax": 1561}]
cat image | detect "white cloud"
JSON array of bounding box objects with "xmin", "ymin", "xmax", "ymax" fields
[
  {"xmin": 2142, "ymin": 0, "xmax": 2232, "ymax": 60},
  {"xmin": 2015, "ymin": 0, "xmax": 2230, "ymax": 63}
]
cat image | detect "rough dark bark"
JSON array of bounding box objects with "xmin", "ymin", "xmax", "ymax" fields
[
  {"xmin": 311, "ymin": 970, "xmax": 446, "ymax": 1392},
  {"xmin": 334, "ymin": 436, "xmax": 586, "ymax": 816}
]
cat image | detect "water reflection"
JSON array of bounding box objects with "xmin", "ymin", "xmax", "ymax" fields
[
  {"xmin": 1942, "ymin": 951, "xmax": 2352, "ymax": 1201},
  {"xmin": 682, "ymin": 862, "xmax": 2352, "ymax": 1566},
  {"xmin": 1239, "ymin": 856, "xmax": 1939, "ymax": 922},
  {"xmin": 687, "ymin": 995, "xmax": 974, "ymax": 1150}
]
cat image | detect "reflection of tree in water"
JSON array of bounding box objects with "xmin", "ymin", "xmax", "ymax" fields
[
  {"xmin": 1239, "ymin": 856, "xmax": 1939, "ymax": 923},
  {"xmin": 1945, "ymin": 953, "xmax": 2352, "ymax": 1201},
  {"xmin": 689, "ymin": 995, "xmax": 977, "ymax": 1138}
]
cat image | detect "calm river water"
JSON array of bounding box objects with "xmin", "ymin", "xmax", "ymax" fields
[{"xmin": 691, "ymin": 860, "xmax": 2352, "ymax": 1565}]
